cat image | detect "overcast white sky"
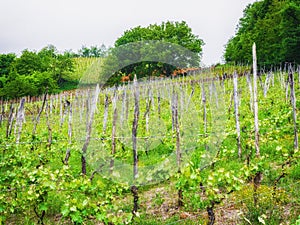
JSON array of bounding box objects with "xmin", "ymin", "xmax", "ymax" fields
[{"xmin": 0, "ymin": 0, "xmax": 256, "ymax": 65}]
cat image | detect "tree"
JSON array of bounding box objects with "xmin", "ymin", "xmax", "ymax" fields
[
  {"xmin": 0, "ymin": 53, "xmax": 16, "ymax": 77},
  {"xmin": 14, "ymin": 50, "xmax": 41, "ymax": 75},
  {"xmin": 0, "ymin": 45, "xmax": 74, "ymax": 99},
  {"xmin": 279, "ymin": 2, "xmax": 300, "ymax": 62},
  {"xmin": 78, "ymin": 45, "xmax": 107, "ymax": 57},
  {"xmin": 101, "ymin": 21, "xmax": 204, "ymax": 84},
  {"xmin": 37, "ymin": 45, "xmax": 57, "ymax": 72},
  {"xmin": 51, "ymin": 53, "xmax": 74, "ymax": 84},
  {"xmin": 32, "ymin": 71, "xmax": 58, "ymax": 94},
  {"xmin": 0, "ymin": 71, "xmax": 37, "ymax": 98},
  {"xmin": 78, "ymin": 46, "xmax": 91, "ymax": 57},
  {"xmin": 224, "ymin": 0, "xmax": 300, "ymax": 66},
  {"xmin": 12, "ymin": 46, "xmax": 74, "ymax": 84}
]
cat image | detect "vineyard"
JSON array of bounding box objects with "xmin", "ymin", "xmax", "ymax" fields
[{"xmin": 0, "ymin": 59, "xmax": 300, "ymax": 224}]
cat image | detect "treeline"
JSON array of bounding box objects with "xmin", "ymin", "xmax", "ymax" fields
[
  {"xmin": 1, "ymin": 21, "xmax": 204, "ymax": 99},
  {"xmin": 224, "ymin": 0, "xmax": 300, "ymax": 66},
  {"xmin": 0, "ymin": 45, "xmax": 107, "ymax": 99},
  {"xmin": 76, "ymin": 44, "xmax": 107, "ymax": 58}
]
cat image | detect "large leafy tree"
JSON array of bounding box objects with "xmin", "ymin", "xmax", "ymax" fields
[
  {"xmin": 14, "ymin": 50, "xmax": 42, "ymax": 75},
  {"xmin": 13, "ymin": 45, "xmax": 73, "ymax": 80},
  {"xmin": 101, "ymin": 21, "xmax": 204, "ymax": 84},
  {"xmin": 0, "ymin": 45, "xmax": 74, "ymax": 99},
  {"xmin": 114, "ymin": 21, "xmax": 203, "ymax": 52},
  {"xmin": 224, "ymin": 0, "xmax": 300, "ymax": 66}
]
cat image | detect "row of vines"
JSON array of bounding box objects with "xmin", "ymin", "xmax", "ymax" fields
[{"xmin": 0, "ymin": 59, "xmax": 300, "ymax": 224}]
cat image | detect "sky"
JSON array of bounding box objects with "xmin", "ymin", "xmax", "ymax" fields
[{"xmin": 0, "ymin": 0, "xmax": 256, "ymax": 66}]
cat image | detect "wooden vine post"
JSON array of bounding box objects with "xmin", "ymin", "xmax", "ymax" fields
[
  {"xmin": 81, "ymin": 85, "xmax": 100, "ymax": 175},
  {"xmin": 246, "ymin": 72, "xmax": 253, "ymax": 112},
  {"xmin": 32, "ymin": 90, "xmax": 48, "ymax": 151},
  {"xmin": 120, "ymin": 89, "xmax": 126, "ymax": 128},
  {"xmin": 0, "ymin": 101, "xmax": 5, "ymax": 127},
  {"xmin": 64, "ymin": 102, "xmax": 72, "ymax": 164},
  {"xmin": 144, "ymin": 88, "xmax": 152, "ymax": 155},
  {"xmin": 145, "ymin": 88, "xmax": 151, "ymax": 134},
  {"xmin": 252, "ymin": 43, "xmax": 262, "ymax": 206},
  {"xmin": 45, "ymin": 101, "xmax": 53, "ymax": 150},
  {"xmin": 288, "ymin": 66, "xmax": 298, "ymax": 152},
  {"xmin": 263, "ymin": 71, "xmax": 272, "ymax": 97},
  {"xmin": 16, "ymin": 98, "xmax": 25, "ymax": 144},
  {"xmin": 202, "ymin": 81, "xmax": 207, "ymax": 135},
  {"xmin": 85, "ymin": 91, "xmax": 90, "ymax": 132},
  {"xmin": 131, "ymin": 75, "xmax": 139, "ymax": 217},
  {"xmin": 102, "ymin": 94, "xmax": 109, "ymax": 133},
  {"xmin": 59, "ymin": 94, "xmax": 63, "ymax": 127},
  {"xmin": 286, "ymin": 70, "xmax": 290, "ymax": 102},
  {"xmin": 157, "ymin": 89, "xmax": 161, "ymax": 118},
  {"xmin": 298, "ymin": 65, "xmax": 300, "ymax": 87},
  {"xmin": 233, "ymin": 71, "xmax": 242, "ymax": 158},
  {"xmin": 172, "ymin": 91, "xmax": 183, "ymax": 207},
  {"xmin": 110, "ymin": 90, "xmax": 118, "ymax": 174},
  {"xmin": 80, "ymin": 94, "xmax": 84, "ymax": 122},
  {"xmin": 253, "ymin": 43, "xmax": 260, "ymax": 157},
  {"xmin": 6, "ymin": 103, "xmax": 15, "ymax": 139}
]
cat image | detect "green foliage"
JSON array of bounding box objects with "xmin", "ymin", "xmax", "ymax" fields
[
  {"xmin": 114, "ymin": 21, "xmax": 203, "ymax": 53},
  {"xmin": 234, "ymin": 185, "xmax": 289, "ymax": 224},
  {"xmin": 14, "ymin": 49, "xmax": 42, "ymax": 75},
  {"xmin": 102, "ymin": 21, "xmax": 204, "ymax": 85},
  {"xmin": 0, "ymin": 139, "xmax": 131, "ymax": 224},
  {"xmin": 0, "ymin": 45, "xmax": 74, "ymax": 99},
  {"xmin": 224, "ymin": 0, "xmax": 300, "ymax": 66},
  {"xmin": 78, "ymin": 44, "xmax": 107, "ymax": 58},
  {"xmin": 292, "ymin": 215, "xmax": 300, "ymax": 225},
  {"xmin": 0, "ymin": 53, "xmax": 16, "ymax": 78},
  {"xmin": 0, "ymin": 67, "xmax": 300, "ymax": 224}
]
